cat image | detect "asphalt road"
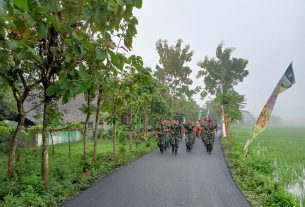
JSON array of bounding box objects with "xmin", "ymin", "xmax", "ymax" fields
[{"xmin": 61, "ymin": 132, "xmax": 251, "ymax": 207}]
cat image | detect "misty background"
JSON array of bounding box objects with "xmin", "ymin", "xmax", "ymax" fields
[{"xmin": 131, "ymin": 0, "xmax": 305, "ymax": 126}]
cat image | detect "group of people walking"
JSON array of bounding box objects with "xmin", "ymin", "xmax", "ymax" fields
[{"xmin": 156, "ymin": 118, "xmax": 218, "ymax": 154}]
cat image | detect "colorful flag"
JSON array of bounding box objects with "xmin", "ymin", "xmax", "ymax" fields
[{"xmin": 243, "ymin": 63, "xmax": 295, "ymax": 155}]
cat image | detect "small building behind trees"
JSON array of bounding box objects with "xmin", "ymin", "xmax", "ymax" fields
[{"xmin": 1, "ymin": 93, "xmax": 108, "ymax": 147}]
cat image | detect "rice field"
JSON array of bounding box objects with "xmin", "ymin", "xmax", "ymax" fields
[{"xmin": 231, "ymin": 125, "xmax": 305, "ymax": 206}]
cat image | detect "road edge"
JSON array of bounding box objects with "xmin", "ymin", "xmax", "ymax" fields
[{"xmin": 219, "ymin": 135, "xmax": 253, "ymax": 207}]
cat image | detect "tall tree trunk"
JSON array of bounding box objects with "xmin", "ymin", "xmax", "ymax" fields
[
  {"xmin": 144, "ymin": 107, "xmax": 149, "ymax": 137},
  {"xmin": 129, "ymin": 109, "xmax": 133, "ymax": 152},
  {"xmin": 112, "ymin": 120, "xmax": 116, "ymax": 162},
  {"xmin": 42, "ymin": 100, "xmax": 50, "ymax": 189},
  {"xmin": 7, "ymin": 105, "xmax": 25, "ymax": 177},
  {"xmin": 50, "ymin": 132, "xmax": 54, "ymax": 155},
  {"xmin": 83, "ymin": 115, "xmax": 89, "ymax": 159},
  {"xmin": 92, "ymin": 89, "xmax": 102, "ymax": 165},
  {"xmin": 68, "ymin": 131, "xmax": 71, "ymax": 159},
  {"xmin": 83, "ymin": 95, "xmax": 91, "ymax": 161}
]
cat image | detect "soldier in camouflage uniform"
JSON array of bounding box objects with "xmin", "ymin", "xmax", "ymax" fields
[
  {"xmin": 170, "ymin": 119, "xmax": 180, "ymax": 154},
  {"xmin": 163, "ymin": 120, "xmax": 172, "ymax": 150},
  {"xmin": 184, "ymin": 120, "xmax": 194, "ymax": 152},
  {"xmin": 200, "ymin": 119, "xmax": 207, "ymax": 145},
  {"xmin": 156, "ymin": 127, "xmax": 165, "ymax": 153},
  {"xmin": 204, "ymin": 119, "xmax": 217, "ymax": 154},
  {"xmin": 160, "ymin": 120, "xmax": 168, "ymax": 152}
]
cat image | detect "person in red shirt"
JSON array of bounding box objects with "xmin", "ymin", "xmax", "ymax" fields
[{"xmin": 193, "ymin": 121, "xmax": 201, "ymax": 139}]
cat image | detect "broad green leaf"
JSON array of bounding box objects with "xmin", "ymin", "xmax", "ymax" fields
[
  {"xmin": 22, "ymin": 27, "xmax": 35, "ymax": 41},
  {"xmin": 117, "ymin": 0, "xmax": 125, "ymax": 6},
  {"xmin": 79, "ymin": 104, "xmax": 90, "ymax": 114},
  {"xmin": 82, "ymin": 5, "xmax": 93, "ymax": 20},
  {"xmin": 72, "ymin": 31, "xmax": 82, "ymax": 41},
  {"xmin": 107, "ymin": 0, "xmax": 118, "ymax": 14},
  {"xmin": 134, "ymin": 0, "xmax": 142, "ymax": 9},
  {"xmin": 73, "ymin": 45, "xmax": 81, "ymax": 55},
  {"xmin": 46, "ymin": 14, "xmax": 60, "ymax": 31},
  {"xmin": 27, "ymin": 48, "xmax": 42, "ymax": 64},
  {"xmin": 45, "ymin": 0, "xmax": 61, "ymax": 13},
  {"xmin": 79, "ymin": 80, "xmax": 92, "ymax": 92},
  {"xmin": 7, "ymin": 40, "xmax": 20, "ymax": 49},
  {"xmin": 62, "ymin": 90, "xmax": 71, "ymax": 103},
  {"xmin": 80, "ymin": 43, "xmax": 87, "ymax": 55},
  {"xmin": 46, "ymin": 85, "xmax": 58, "ymax": 96},
  {"xmin": 95, "ymin": 6, "xmax": 106, "ymax": 22},
  {"xmin": 108, "ymin": 50, "xmax": 118, "ymax": 63},
  {"xmin": 123, "ymin": 5, "xmax": 133, "ymax": 19},
  {"xmin": 95, "ymin": 48, "xmax": 107, "ymax": 61},
  {"xmin": 17, "ymin": 50, "xmax": 28, "ymax": 60},
  {"xmin": 37, "ymin": 22, "xmax": 48, "ymax": 39},
  {"xmin": 13, "ymin": 0, "xmax": 28, "ymax": 11},
  {"xmin": 0, "ymin": 0, "xmax": 5, "ymax": 15}
]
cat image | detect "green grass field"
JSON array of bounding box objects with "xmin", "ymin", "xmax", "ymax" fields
[
  {"xmin": 226, "ymin": 125, "xmax": 305, "ymax": 206},
  {"xmin": 0, "ymin": 138, "xmax": 157, "ymax": 207}
]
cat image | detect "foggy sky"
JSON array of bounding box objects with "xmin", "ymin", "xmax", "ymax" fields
[{"xmin": 131, "ymin": 0, "xmax": 305, "ymax": 125}]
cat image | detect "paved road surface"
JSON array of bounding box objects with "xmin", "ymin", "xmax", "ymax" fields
[{"xmin": 61, "ymin": 132, "xmax": 251, "ymax": 207}]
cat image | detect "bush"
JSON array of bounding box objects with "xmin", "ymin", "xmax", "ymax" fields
[{"xmin": 3, "ymin": 186, "xmax": 46, "ymax": 207}]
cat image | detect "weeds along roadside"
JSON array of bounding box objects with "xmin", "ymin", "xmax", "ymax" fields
[{"xmin": 221, "ymin": 130, "xmax": 299, "ymax": 207}]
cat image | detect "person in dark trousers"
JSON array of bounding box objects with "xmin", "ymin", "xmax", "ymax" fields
[{"xmin": 170, "ymin": 119, "xmax": 180, "ymax": 154}]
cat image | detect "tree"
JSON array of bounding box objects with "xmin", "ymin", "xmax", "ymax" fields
[
  {"xmin": 0, "ymin": 15, "xmax": 40, "ymax": 176},
  {"xmin": 197, "ymin": 42, "xmax": 248, "ymax": 97},
  {"xmin": 171, "ymin": 97, "xmax": 201, "ymax": 120},
  {"xmin": 150, "ymin": 94, "xmax": 170, "ymax": 127},
  {"xmin": 102, "ymin": 55, "xmax": 149, "ymax": 161},
  {"xmin": 92, "ymin": 87, "xmax": 103, "ymax": 166},
  {"xmin": 134, "ymin": 67, "xmax": 157, "ymax": 136},
  {"xmin": 204, "ymin": 99, "xmax": 222, "ymax": 122},
  {"xmin": 149, "ymin": 82, "xmax": 171, "ymax": 124},
  {"xmin": 215, "ymin": 90, "xmax": 245, "ymax": 122},
  {"xmin": 154, "ymin": 39, "xmax": 196, "ymax": 100},
  {"xmin": 1, "ymin": 0, "xmax": 142, "ymax": 189},
  {"xmin": 103, "ymin": 78, "xmax": 129, "ymax": 162},
  {"xmin": 197, "ymin": 42, "xmax": 249, "ymax": 123}
]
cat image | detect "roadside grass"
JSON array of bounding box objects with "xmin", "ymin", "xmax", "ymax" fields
[
  {"xmin": 0, "ymin": 137, "xmax": 157, "ymax": 207},
  {"xmin": 222, "ymin": 125, "xmax": 305, "ymax": 207}
]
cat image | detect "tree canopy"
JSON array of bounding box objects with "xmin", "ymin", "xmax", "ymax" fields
[
  {"xmin": 197, "ymin": 42, "xmax": 248, "ymax": 98},
  {"xmin": 197, "ymin": 42, "xmax": 249, "ymax": 123},
  {"xmin": 154, "ymin": 39, "xmax": 196, "ymax": 100}
]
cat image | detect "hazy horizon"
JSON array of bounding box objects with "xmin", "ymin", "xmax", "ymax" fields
[{"xmin": 130, "ymin": 0, "xmax": 305, "ymax": 125}]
